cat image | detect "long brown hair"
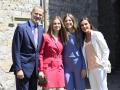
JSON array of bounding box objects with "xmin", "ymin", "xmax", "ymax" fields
[
  {"xmin": 47, "ymin": 16, "xmax": 67, "ymax": 45},
  {"xmin": 78, "ymin": 16, "xmax": 96, "ymax": 41}
]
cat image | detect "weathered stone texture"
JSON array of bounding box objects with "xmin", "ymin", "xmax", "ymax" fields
[
  {"xmin": 0, "ymin": 68, "xmax": 15, "ymax": 90},
  {"xmin": 0, "ymin": 0, "xmax": 40, "ymax": 24},
  {"xmin": 49, "ymin": 0, "xmax": 98, "ymax": 26}
]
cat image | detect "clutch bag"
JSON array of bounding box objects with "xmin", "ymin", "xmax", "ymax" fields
[{"xmin": 38, "ymin": 76, "xmax": 48, "ymax": 85}]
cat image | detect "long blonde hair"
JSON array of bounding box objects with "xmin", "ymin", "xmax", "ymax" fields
[{"xmin": 63, "ymin": 13, "xmax": 80, "ymax": 47}]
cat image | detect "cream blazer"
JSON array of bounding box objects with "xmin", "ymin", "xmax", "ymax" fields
[{"xmin": 82, "ymin": 30, "xmax": 111, "ymax": 73}]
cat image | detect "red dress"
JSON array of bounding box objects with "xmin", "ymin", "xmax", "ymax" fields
[{"xmin": 39, "ymin": 33, "xmax": 65, "ymax": 88}]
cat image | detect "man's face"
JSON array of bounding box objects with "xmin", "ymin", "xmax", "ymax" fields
[{"xmin": 31, "ymin": 7, "xmax": 44, "ymax": 24}]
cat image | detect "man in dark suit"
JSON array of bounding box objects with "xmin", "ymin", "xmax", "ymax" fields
[{"xmin": 11, "ymin": 6, "xmax": 45, "ymax": 90}]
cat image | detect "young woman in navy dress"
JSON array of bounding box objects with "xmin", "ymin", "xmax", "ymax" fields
[{"xmin": 63, "ymin": 14, "xmax": 86, "ymax": 90}]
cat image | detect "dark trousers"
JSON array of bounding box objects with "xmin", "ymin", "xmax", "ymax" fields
[{"xmin": 15, "ymin": 70, "xmax": 38, "ymax": 90}]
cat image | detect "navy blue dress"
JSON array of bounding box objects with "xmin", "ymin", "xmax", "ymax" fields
[{"xmin": 63, "ymin": 32, "xmax": 86, "ymax": 90}]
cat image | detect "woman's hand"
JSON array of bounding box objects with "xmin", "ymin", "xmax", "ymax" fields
[
  {"xmin": 39, "ymin": 71, "xmax": 44, "ymax": 78},
  {"xmin": 38, "ymin": 71, "xmax": 48, "ymax": 85},
  {"xmin": 81, "ymin": 69, "xmax": 87, "ymax": 79}
]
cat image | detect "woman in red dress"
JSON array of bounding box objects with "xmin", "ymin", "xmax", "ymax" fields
[{"xmin": 38, "ymin": 16, "xmax": 67, "ymax": 90}]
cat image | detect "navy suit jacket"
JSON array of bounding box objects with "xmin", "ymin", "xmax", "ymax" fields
[{"xmin": 11, "ymin": 20, "xmax": 45, "ymax": 78}]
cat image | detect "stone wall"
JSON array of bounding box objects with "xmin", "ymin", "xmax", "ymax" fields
[
  {"xmin": 0, "ymin": 0, "xmax": 40, "ymax": 24},
  {"xmin": 49, "ymin": 0, "xmax": 98, "ymax": 27}
]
